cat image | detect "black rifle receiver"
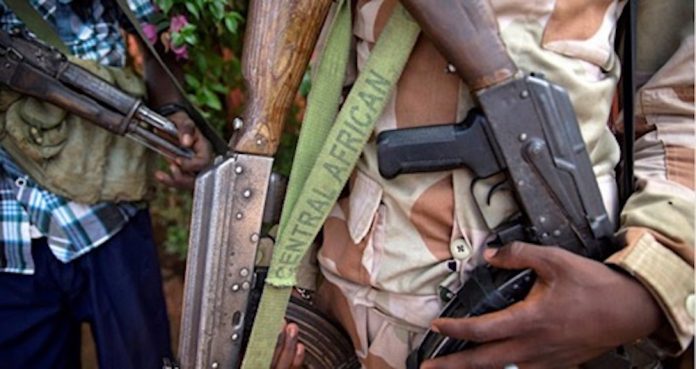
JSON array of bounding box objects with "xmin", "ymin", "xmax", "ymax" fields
[{"xmin": 377, "ymin": 74, "xmax": 617, "ymax": 368}]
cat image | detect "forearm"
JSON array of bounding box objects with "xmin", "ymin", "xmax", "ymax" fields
[{"xmin": 140, "ymin": 40, "xmax": 185, "ymax": 108}]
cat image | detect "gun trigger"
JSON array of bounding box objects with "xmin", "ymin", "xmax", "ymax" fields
[
  {"xmin": 486, "ymin": 236, "xmax": 503, "ymax": 248},
  {"xmin": 486, "ymin": 179, "xmax": 511, "ymax": 206}
]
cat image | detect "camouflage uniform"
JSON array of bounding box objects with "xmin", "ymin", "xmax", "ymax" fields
[{"xmin": 312, "ymin": 1, "xmax": 694, "ymax": 368}]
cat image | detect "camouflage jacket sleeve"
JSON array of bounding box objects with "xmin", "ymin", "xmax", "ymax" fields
[{"xmin": 606, "ymin": 1, "xmax": 694, "ymax": 355}]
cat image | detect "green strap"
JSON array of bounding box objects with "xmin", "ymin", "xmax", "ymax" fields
[
  {"xmin": 4, "ymin": 0, "xmax": 69, "ymax": 54},
  {"xmin": 240, "ymin": 3, "xmax": 420, "ymax": 368},
  {"xmin": 276, "ymin": 1, "xmax": 353, "ymax": 243}
]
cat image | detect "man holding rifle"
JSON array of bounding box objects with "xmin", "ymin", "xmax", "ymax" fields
[
  {"xmin": 301, "ymin": 0, "xmax": 694, "ymax": 368},
  {"xmin": 0, "ymin": 1, "xmax": 212, "ymax": 368}
]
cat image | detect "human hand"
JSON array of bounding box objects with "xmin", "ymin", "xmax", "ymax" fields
[
  {"xmin": 154, "ymin": 110, "xmax": 213, "ymax": 189},
  {"xmin": 421, "ymin": 242, "xmax": 664, "ymax": 369},
  {"xmin": 271, "ymin": 321, "xmax": 305, "ymax": 369}
]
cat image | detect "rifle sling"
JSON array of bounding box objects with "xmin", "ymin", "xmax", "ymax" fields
[
  {"xmin": 240, "ymin": 3, "xmax": 420, "ymax": 368},
  {"xmin": 4, "ymin": 0, "xmax": 69, "ymax": 54},
  {"xmin": 619, "ymin": 0, "xmax": 637, "ymax": 207}
]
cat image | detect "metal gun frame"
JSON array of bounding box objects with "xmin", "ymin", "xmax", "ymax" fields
[
  {"xmin": 377, "ymin": 75, "xmax": 617, "ymax": 368},
  {"xmin": 0, "ymin": 29, "xmax": 192, "ymax": 160}
]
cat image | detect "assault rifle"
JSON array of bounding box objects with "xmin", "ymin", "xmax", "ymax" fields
[
  {"xmin": 375, "ymin": 1, "xmax": 619, "ymax": 368},
  {"xmin": 0, "ymin": 28, "xmax": 193, "ymax": 160},
  {"xmin": 176, "ymin": 1, "xmax": 358, "ymax": 368}
]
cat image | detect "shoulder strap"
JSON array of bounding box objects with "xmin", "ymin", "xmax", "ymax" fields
[
  {"xmin": 240, "ymin": 3, "xmax": 420, "ymax": 368},
  {"xmin": 113, "ymin": 0, "xmax": 228, "ymax": 154},
  {"xmin": 4, "ymin": 0, "xmax": 69, "ymax": 54},
  {"xmin": 618, "ymin": 0, "xmax": 637, "ymax": 207}
]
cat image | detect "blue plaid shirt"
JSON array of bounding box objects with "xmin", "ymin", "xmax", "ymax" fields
[
  {"xmin": 0, "ymin": 0, "xmax": 155, "ymax": 274},
  {"xmin": 0, "ymin": 0, "xmax": 155, "ymax": 67}
]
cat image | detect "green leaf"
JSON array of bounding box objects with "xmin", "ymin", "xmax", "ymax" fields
[
  {"xmin": 185, "ymin": 2, "xmax": 200, "ymax": 19},
  {"xmin": 180, "ymin": 24, "xmax": 199, "ymax": 45},
  {"xmin": 224, "ymin": 14, "xmax": 238, "ymax": 34},
  {"xmin": 210, "ymin": 82, "xmax": 227, "ymax": 94},
  {"xmin": 184, "ymin": 33, "xmax": 198, "ymax": 45},
  {"xmin": 194, "ymin": 52, "xmax": 208, "ymax": 72},
  {"xmin": 202, "ymin": 88, "xmax": 222, "ymax": 110},
  {"xmin": 158, "ymin": 0, "xmax": 174, "ymax": 13},
  {"xmin": 210, "ymin": 2, "xmax": 225, "ymax": 21},
  {"xmin": 170, "ymin": 32, "xmax": 184, "ymax": 47},
  {"xmin": 184, "ymin": 73, "xmax": 201, "ymax": 89}
]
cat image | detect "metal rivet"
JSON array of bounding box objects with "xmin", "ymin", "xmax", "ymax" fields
[
  {"xmin": 539, "ymin": 216, "xmax": 547, "ymax": 223},
  {"xmin": 35, "ymin": 137, "xmax": 43, "ymax": 144},
  {"xmin": 541, "ymin": 232, "xmax": 549, "ymax": 238},
  {"xmin": 517, "ymin": 180, "xmax": 525, "ymax": 186},
  {"xmin": 445, "ymin": 64, "xmax": 456, "ymax": 73},
  {"xmin": 531, "ymin": 145, "xmax": 543, "ymax": 155},
  {"xmin": 232, "ymin": 334, "xmax": 239, "ymax": 341},
  {"xmin": 212, "ymin": 363, "xmax": 219, "ymax": 369},
  {"xmin": 240, "ymin": 268, "xmax": 249, "ymax": 277},
  {"xmin": 233, "ymin": 118, "xmax": 243, "ymax": 130},
  {"xmin": 242, "ymin": 282, "xmax": 250, "ymax": 290},
  {"xmin": 231, "ymin": 284, "xmax": 240, "ymax": 292},
  {"xmin": 30, "ymin": 127, "xmax": 39, "ymax": 135},
  {"xmin": 250, "ymin": 233, "xmax": 259, "ymax": 243},
  {"xmin": 256, "ymin": 139, "xmax": 263, "ymax": 146},
  {"xmin": 235, "ymin": 166, "xmax": 243, "ymax": 174},
  {"xmin": 235, "ymin": 212, "xmax": 243, "ymax": 220},
  {"xmin": 520, "ymin": 90, "xmax": 529, "ymax": 99},
  {"xmin": 553, "ymin": 230, "xmax": 562, "ymax": 236},
  {"xmin": 242, "ymin": 189, "xmax": 252, "ymax": 198},
  {"xmin": 518, "ymin": 133, "xmax": 527, "ymax": 142}
]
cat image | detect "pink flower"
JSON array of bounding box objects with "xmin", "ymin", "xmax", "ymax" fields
[
  {"xmin": 171, "ymin": 44, "xmax": 189, "ymax": 60},
  {"xmin": 169, "ymin": 15, "xmax": 189, "ymax": 33},
  {"xmin": 141, "ymin": 22, "xmax": 158, "ymax": 45}
]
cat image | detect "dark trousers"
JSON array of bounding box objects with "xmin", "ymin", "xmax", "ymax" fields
[{"xmin": 0, "ymin": 210, "xmax": 172, "ymax": 369}]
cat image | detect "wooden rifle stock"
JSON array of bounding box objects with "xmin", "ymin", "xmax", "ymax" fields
[
  {"xmin": 234, "ymin": 0, "xmax": 332, "ymax": 156},
  {"xmin": 399, "ymin": 0, "xmax": 517, "ymax": 91},
  {"xmin": 177, "ymin": 1, "xmax": 333, "ymax": 368}
]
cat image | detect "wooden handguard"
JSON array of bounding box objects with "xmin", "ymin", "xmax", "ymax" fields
[
  {"xmin": 234, "ymin": 0, "xmax": 332, "ymax": 156},
  {"xmin": 400, "ymin": 0, "xmax": 517, "ymax": 92}
]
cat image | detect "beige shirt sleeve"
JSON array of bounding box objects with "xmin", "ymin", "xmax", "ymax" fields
[{"xmin": 607, "ymin": 1, "xmax": 694, "ymax": 354}]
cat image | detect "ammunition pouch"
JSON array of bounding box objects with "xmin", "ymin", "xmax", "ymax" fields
[{"xmin": 0, "ymin": 58, "xmax": 156, "ymax": 204}]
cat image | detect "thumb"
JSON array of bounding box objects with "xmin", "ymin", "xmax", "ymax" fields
[{"xmin": 484, "ymin": 241, "xmax": 556, "ymax": 279}]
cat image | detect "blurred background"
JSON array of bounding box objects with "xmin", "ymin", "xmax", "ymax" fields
[{"xmin": 82, "ymin": 0, "xmax": 310, "ymax": 366}]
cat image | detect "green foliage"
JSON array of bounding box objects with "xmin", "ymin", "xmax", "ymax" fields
[
  {"xmin": 153, "ymin": 0, "xmax": 248, "ymax": 133},
  {"xmin": 149, "ymin": 0, "xmax": 308, "ymax": 260},
  {"xmin": 151, "ymin": 0, "xmax": 249, "ymax": 259}
]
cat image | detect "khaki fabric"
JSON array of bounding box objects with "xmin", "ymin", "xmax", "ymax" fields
[
  {"xmin": 607, "ymin": 1, "xmax": 695, "ymax": 353},
  {"xmin": 313, "ymin": 0, "xmax": 695, "ymax": 367},
  {"xmin": 0, "ymin": 58, "xmax": 156, "ymax": 204}
]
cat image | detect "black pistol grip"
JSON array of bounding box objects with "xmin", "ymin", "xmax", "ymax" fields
[{"xmin": 377, "ymin": 110, "xmax": 503, "ymax": 179}]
